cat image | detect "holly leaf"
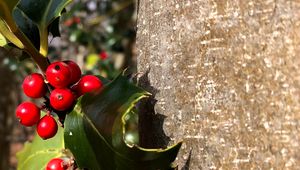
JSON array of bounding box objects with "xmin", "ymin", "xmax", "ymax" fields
[
  {"xmin": 0, "ymin": 0, "xmax": 24, "ymax": 49},
  {"xmin": 0, "ymin": 33, "xmax": 7, "ymax": 46},
  {"xmin": 0, "ymin": 0, "xmax": 18, "ymax": 23},
  {"xmin": 16, "ymin": 118, "xmax": 65, "ymax": 170},
  {"xmin": 0, "ymin": 0, "xmax": 68, "ymax": 59},
  {"xmin": 12, "ymin": 8, "xmax": 40, "ymax": 49},
  {"xmin": 64, "ymin": 74, "xmax": 182, "ymax": 170},
  {"xmin": 17, "ymin": 0, "xmax": 72, "ymax": 56},
  {"xmin": 48, "ymin": 17, "xmax": 61, "ymax": 38}
]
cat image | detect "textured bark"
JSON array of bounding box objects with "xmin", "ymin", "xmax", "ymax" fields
[{"xmin": 136, "ymin": 0, "xmax": 300, "ymax": 169}]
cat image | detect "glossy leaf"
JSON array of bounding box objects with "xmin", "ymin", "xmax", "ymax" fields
[
  {"xmin": 0, "ymin": 0, "xmax": 24, "ymax": 49},
  {"xmin": 0, "ymin": 33, "xmax": 7, "ymax": 46},
  {"xmin": 64, "ymin": 75, "xmax": 182, "ymax": 170},
  {"xmin": 17, "ymin": 119, "xmax": 65, "ymax": 170},
  {"xmin": 48, "ymin": 17, "xmax": 61, "ymax": 38},
  {"xmin": 17, "ymin": 0, "xmax": 72, "ymax": 56},
  {"xmin": 12, "ymin": 8, "xmax": 40, "ymax": 49}
]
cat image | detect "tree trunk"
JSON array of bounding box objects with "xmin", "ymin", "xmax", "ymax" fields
[{"xmin": 136, "ymin": 0, "xmax": 300, "ymax": 169}]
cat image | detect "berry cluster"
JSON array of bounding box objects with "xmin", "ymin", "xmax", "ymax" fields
[{"xmin": 16, "ymin": 60, "xmax": 103, "ymax": 139}]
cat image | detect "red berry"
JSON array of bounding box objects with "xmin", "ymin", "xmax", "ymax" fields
[
  {"xmin": 63, "ymin": 60, "xmax": 81, "ymax": 85},
  {"xmin": 99, "ymin": 51, "xmax": 108, "ymax": 60},
  {"xmin": 22, "ymin": 73, "xmax": 47, "ymax": 98},
  {"xmin": 46, "ymin": 158, "xmax": 67, "ymax": 170},
  {"xmin": 50, "ymin": 89, "xmax": 75, "ymax": 111},
  {"xmin": 37, "ymin": 115, "xmax": 57, "ymax": 139},
  {"xmin": 16, "ymin": 102, "xmax": 40, "ymax": 126},
  {"xmin": 72, "ymin": 75, "xmax": 103, "ymax": 96},
  {"xmin": 46, "ymin": 61, "xmax": 72, "ymax": 88}
]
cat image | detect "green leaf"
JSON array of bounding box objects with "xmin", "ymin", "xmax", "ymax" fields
[
  {"xmin": 48, "ymin": 17, "xmax": 61, "ymax": 38},
  {"xmin": 17, "ymin": 0, "xmax": 72, "ymax": 56},
  {"xmin": 0, "ymin": 0, "xmax": 24, "ymax": 49},
  {"xmin": 0, "ymin": 33, "xmax": 7, "ymax": 46},
  {"xmin": 0, "ymin": 0, "xmax": 18, "ymax": 23},
  {"xmin": 12, "ymin": 8, "xmax": 40, "ymax": 49},
  {"xmin": 17, "ymin": 119, "xmax": 65, "ymax": 170},
  {"xmin": 64, "ymin": 75, "xmax": 182, "ymax": 170},
  {"xmin": 0, "ymin": 0, "xmax": 67, "ymax": 55}
]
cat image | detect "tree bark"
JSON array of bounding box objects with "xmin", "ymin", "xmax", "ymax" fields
[{"xmin": 137, "ymin": 0, "xmax": 300, "ymax": 169}]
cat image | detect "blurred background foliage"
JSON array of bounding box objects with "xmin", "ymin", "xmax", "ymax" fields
[{"xmin": 0, "ymin": 0, "xmax": 137, "ymax": 169}]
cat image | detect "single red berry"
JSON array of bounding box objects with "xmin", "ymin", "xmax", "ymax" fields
[
  {"xmin": 50, "ymin": 88, "xmax": 75, "ymax": 111},
  {"xmin": 16, "ymin": 102, "xmax": 40, "ymax": 126},
  {"xmin": 22, "ymin": 73, "xmax": 47, "ymax": 98},
  {"xmin": 46, "ymin": 158, "xmax": 67, "ymax": 170},
  {"xmin": 63, "ymin": 60, "xmax": 81, "ymax": 85},
  {"xmin": 37, "ymin": 115, "xmax": 57, "ymax": 139},
  {"xmin": 46, "ymin": 61, "xmax": 72, "ymax": 88},
  {"xmin": 99, "ymin": 51, "xmax": 108, "ymax": 60},
  {"xmin": 72, "ymin": 75, "xmax": 103, "ymax": 96}
]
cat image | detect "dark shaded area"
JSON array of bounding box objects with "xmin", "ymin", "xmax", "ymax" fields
[{"xmin": 137, "ymin": 69, "xmax": 170, "ymax": 148}]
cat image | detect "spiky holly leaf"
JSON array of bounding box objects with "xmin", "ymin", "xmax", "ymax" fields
[
  {"xmin": 64, "ymin": 74, "xmax": 182, "ymax": 170},
  {"xmin": 0, "ymin": 0, "xmax": 69, "ymax": 57},
  {"xmin": 17, "ymin": 0, "xmax": 72, "ymax": 56}
]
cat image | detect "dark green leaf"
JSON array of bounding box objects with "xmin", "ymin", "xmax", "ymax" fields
[
  {"xmin": 13, "ymin": 8, "xmax": 40, "ymax": 49},
  {"xmin": 64, "ymin": 74, "xmax": 182, "ymax": 170},
  {"xmin": 64, "ymin": 103, "xmax": 117, "ymax": 170},
  {"xmin": 0, "ymin": 0, "xmax": 68, "ymax": 57},
  {"xmin": 17, "ymin": 0, "xmax": 72, "ymax": 55},
  {"xmin": 48, "ymin": 17, "xmax": 61, "ymax": 38}
]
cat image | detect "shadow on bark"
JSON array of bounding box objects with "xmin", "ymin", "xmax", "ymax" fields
[
  {"xmin": 137, "ymin": 69, "xmax": 170, "ymax": 148},
  {"xmin": 181, "ymin": 150, "xmax": 192, "ymax": 170},
  {"xmin": 137, "ymin": 69, "xmax": 191, "ymax": 169}
]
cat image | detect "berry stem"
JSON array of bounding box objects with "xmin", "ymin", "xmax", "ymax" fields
[{"xmin": 46, "ymin": 110, "xmax": 51, "ymax": 116}]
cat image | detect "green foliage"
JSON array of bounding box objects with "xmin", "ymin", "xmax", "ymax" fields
[
  {"xmin": 0, "ymin": 34, "xmax": 7, "ymax": 46},
  {"xmin": 17, "ymin": 119, "xmax": 65, "ymax": 170},
  {"xmin": 17, "ymin": 0, "xmax": 72, "ymax": 56},
  {"xmin": 64, "ymin": 75, "xmax": 182, "ymax": 170},
  {"xmin": 0, "ymin": 0, "xmax": 24, "ymax": 48},
  {"xmin": 0, "ymin": 0, "xmax": 69, "ymax": 58}
]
